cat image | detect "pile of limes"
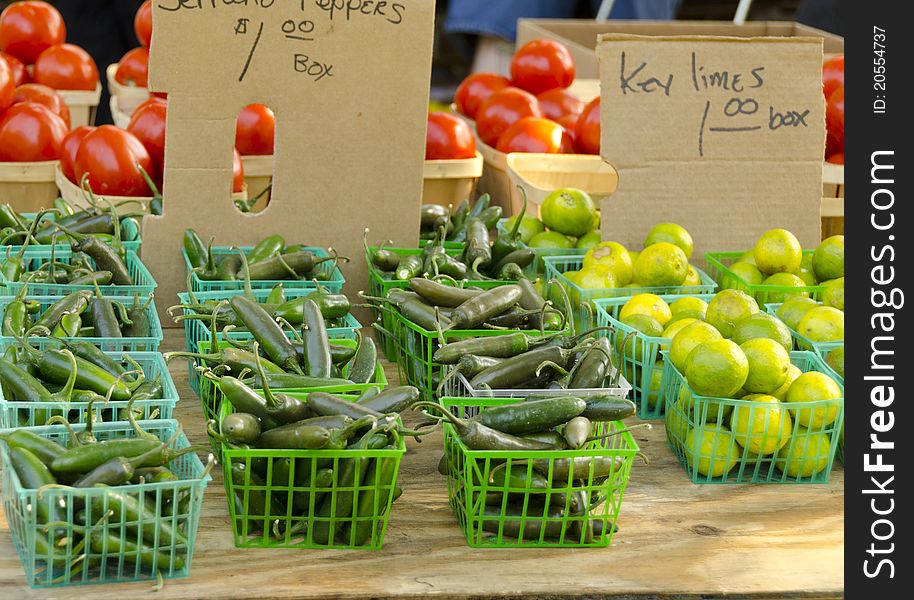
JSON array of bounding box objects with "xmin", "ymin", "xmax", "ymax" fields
[
  {"xmin": 656, "ymin": 287, "xmax": 843, "ymax": 480},
  {"xmin": 725, "ymin": 230, "xmax": 844, "ymax": 309},
  {"xmin": 503, "ymin": 187, "xmax": 601, "ymax": 250}
]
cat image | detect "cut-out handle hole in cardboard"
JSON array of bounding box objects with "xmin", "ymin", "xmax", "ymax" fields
[
  {"xmin": 235, "ymin": 103, "xmax": 277, "ymax": 213},
  {"xmin": 142, "ymin": 2, "xmax": 434, "ymax": 326}
]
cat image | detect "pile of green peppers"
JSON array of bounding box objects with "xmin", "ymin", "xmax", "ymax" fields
[
  {"xmin": 0, "ymin": 201, "xmax": 141, "ymax": 248},
  {"xmin": 418, "ymin": 194, "xmax": 502, "ymax": 243}
]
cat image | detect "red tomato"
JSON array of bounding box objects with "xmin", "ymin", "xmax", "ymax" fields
[
  {"xmin": 822, "ymin": 55, "xmax": 844, "ymax": 100},
  {"xmin": 826, "ymin": 153, "xmax": 844, "ymax": 165},
  {"xmin": 425, "ymin": 111, "xmax": 476, "ymax": 160},
  {"xmin": 454, "ymin": 72, "xmax": 510, "ymax": 120},
  {"xmin": 574, "ymin": 96, "xmax": 600, "ymax": 155},
  {"xmin": 11, "ymin": 83, "xmax": 70, "ymax": 128},
  {"xmin": 236, "ymin": 104, "xmax": 275, "ymax": 155},
  {"xmin": 115, "ymin": 47, "xmax": 149, "ymax": 87},
  {"xmin": 826, "ymin": 86, "xmax": 844, "ymax": 150},
  {"xmin": 59, "ymin": 125, "xmax": 95, "ymax": 183},
  {"xmin": 33, "ymin": 44, "xmax": 100, "ymax": 91},
  {"xmin": 1, "ymin": 51, "xmax": 28, "ymax": 86},
  {"xmin": 126, "ymin": 97, "xmax": 167, "ymax": 183},
  {"xmin": 232, "ymin": 148, "xmax": 245, "ymax": 193},
  {"xmin": 0, "ymin": 54, "xmax": 12, "ymax": 111},
  {"xmin": 0, "ymin": 1, "xmax": 66, "ymax": 65},
  {"xmin": 536, "ymin": 88, "xmax": 584, "ymax": 121},
  {"xmin": 135, "ymin": 1, "xmax": 153, "ymax": 49},
  {"xmin": 495, "ymin": 117, "xmax": 573, "ymax": 154},
  {"xmin": 0, "ymin": 102, "xmax": 68, "ymax": 162},
  {"xmin": 556, "ymin": 113, "xmax": 578, "ymax": 146},
  {"xmin": 510, "ymin": 39, "xmax": 575, "ymax": 95},
  {"xmin": 75, "ymin": 125, "xmax": 154, "ymax": 196},
  {"xmin": 475, "ymin": 87, "xmax": 541, "ymax": 148}
]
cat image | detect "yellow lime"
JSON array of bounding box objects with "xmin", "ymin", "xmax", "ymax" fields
[
  {"xmin": 670, "ymin": 321, "xmax": 723, "ymax": 372},
  {"xmin": 684, "ymin": 426, "xmax": 741, "ymax": 477},
  {"xmin": 646, "ymin": 362, "xmax": 665, "ymax": 408},
  {"xmin": 667, "ymin": 309, "xmax": 705, "ymax": 326},
  {"xmin": 770, "ymin": 364, "xmax": 802, "ymax": 401},
  {"xmin": 813, "ymin": 235, "xmax": 844, "ymax": 281},
  {"xmin": 822, "ymin": 277, "xmax": 844, "ymax": 311},
  {"xmin": 777, "ymin": 296, "xmax": 819, "ymax": 330},
  {"xmin": 633, "ymin": 242, "xmax": 688, "ymax": 287},
  {"xmin": 644, "ymin": 223, "xmax": 694, "ymax": 259},
  {"xmin": 503, "ymin": 212, "xmax": 544, "ymax": 245},
  {"xmin": 685, "ymin": 339, "xmax": 749, "ymax": 398},
  {"xmin": 797, "ymin": 306, "xmax": 844, "ymax": 343},
  {"xmin": 739, "ymin": 338, "xmax": 791, "ymax": 394},
  {"xmin": 776, "ymin": 428, "xmax": 831, "ymax": 477},
  {"xmin": 660, "ymin": 318, "xmax": 698, "ymax": 352},
  {"xmin": 619, "ymin": 293, "xmax": 672, "ymax": 326},
  {"xmin": 671, "ymin": 297, "xmax": 708, "ymax": 316},
  {"xmin": 628, "ymin": 250, "xmax": 640, "ymax": 265},
  {"xmin": 576, "ymin": 230, "xmax": 601, "ymax": 249},
  {"xmin": 740, "ymin": 251, "xmax": 758, "ymax": 266},
  {"xmin": 730, "ymin": 394, "xmax": 792, "ymax": 455},
  {"xmin": 583, "ymin": 241, "xmax": 633, "ymax": 285},
  {"xmin": 797, "ymin": 253, "xmax": 818, "ymax": 286},
  {"xmin": 754, "ymin": 229, "xmax": 803, "ymax": 275},
  {"xmin": 729, "ymin": 261, "xmax": 764, "ymax": 286},
  {"xmin": 563, "ymin": 270, "xmax": 581, "ymax": 286},
  {"xmin": 528, "ymin": 230, "xmax": 576, "ymax": 249},
  {"xmin": 786, "ymin": 371, "xmax": 842, "ymax": 428},
  {"xmin": 683, "ymin": 265, "xmax": 702, "ymax": 286},
  {"xmin": 617, "ymin": 314, "xmax": 663, "ymax": 361},
  {"xmin": 761, "ymin": 272, "xmax": 809, "ymax": 304},
  {"xmin": 539, "ymin": 187, "xmax": 597, "ymax": 237},
  {"xmin": 705, "ymin": 289, "xmax": 759, "ymax": 338},
  {"xmin": 577, "ymin": 265, "xmax": 617, "ymax": 290},
  {"xmin": 666, "ymin": 398, "xmax": 691, "ymax": 440},
  {"xmin": 679, "ymin": 384, "xmax": 732, "ymax": 423},
  {"xmin": 732, "ymin": 312, "xmax": 793, "ymax": 352},
  {"xmin": 825, "ymin": 346, "xmax": 844, "ymax": 379}
]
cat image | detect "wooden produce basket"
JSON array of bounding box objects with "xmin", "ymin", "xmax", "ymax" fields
[
  {"xmin": 567, "ymin": 78, "xmax": 599, "ymax": 104},
  {"xmin": 506, "ymin": 152, "xmax": 618, "ymax": 216},
  {"xmin": 109, "ymin": 95, "xmax": 131, "ymax": 129},
  {"xmin": 0, "ymin": 161, "xmax": 59, "ymax": 213},
  {"xmin": 55, "ymin": 164, "xmax": 248, "ymax": 214},
  {"xmin": 475, "ymin": 139, "xmax": 513, "ymax": 215},
  {"xmin": 105, "ymin": 63, "xmax": 150, "ymax": 118},
  {"xmin": 821, "ymin": 162, "xmax": 844, "ymax": 238},
  {"xmin": 241, "ymin": 154, "xmax": 273, "ymax": 210},
  {"xmin": 57, "ymin": 82, "xmax": 102, "ymax": 127},
  {"xmin": 422, "ymin": 151, "xmax": 483, "ymax": 206}
]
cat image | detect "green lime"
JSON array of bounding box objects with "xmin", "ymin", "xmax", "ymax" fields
[
  {"xmin": 777, "ymin": 296, "xmax": 819, "ymax": 330},
  {"xmin": 502, "ymin": 212, "xmax": 545, "ymax": 245},
  {"xmin": 754, "ymin": 229, "xmax": 802, "ymax": 275},
  {"xmin": 633, "ymin": 242, "xmax": 688, "ymax": 287},
  {"xmin": 813, "ymin": 235, "xmax": 844, "ymax": 281},
  {"xmin": 684, "ymin": 339, "xmax": 749, "ymax": 398},
  {"xmin": 540, "ymin": 187, "xmax": 597, "ymax": 237},
  {"xmin": 576, "ymin": 230, "xmax": 601, "ymax": 249},
  {"xmin": 731, "ymin": 312, "xmax": 793, "ymax": 352},
  {"xmin": 644, "ymin": 223, "xmax": 694, "ymax": 259},
  {"xmin": 528, "ymin": 230, "xmax": 576, "ymax": 249},
  {"xmin": 705, "ymin": 289, "xmax": 759, "ymax": 338}
]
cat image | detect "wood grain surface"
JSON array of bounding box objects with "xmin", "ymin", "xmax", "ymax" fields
[{"xmin": 0, "ymin": 330, "xmax": 844, "ymax": 599}]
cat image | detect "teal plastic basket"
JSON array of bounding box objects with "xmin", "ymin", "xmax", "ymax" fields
[
  {"xmin": 0, "ymin": 351, "xmax": 180, "ymax": 428},
  {"xmin": 704, "ymin": 251, "xmax": 826, "ymax": 305},
  {"xmin": 182, "ymin": 246, "xmax": 344, "ymax": 294},
  {"xmin": 593, "ymin": 294, "xmax": 716, "ymax": 419},
  {"xmin": 815, "ymin": 344, "xmax": 844, "ymax": 464},
  {"xmin": 0, "ymin": 419, "xmax": 210, "ymax": 588},
  {"xmin": 8, "ymin": 211, "xmax": 142, "ymax": 254},
  {"xmin": 496, "ymin": 218, "xmax": 587, "ymax": 276},
  {"xmin": 440, "ymin": 396, "xmax": 638, "ymax": 548},
  {"xmin": 543, "ymin": 255, "xmax": 717, "ymax": 332},
  {"xmin": 0, "ymin": 295, "xmax": 163, "ymax": 353},
  {"xmin": 764, "ymin": 302, "xmax": 844, "ymax": 354},
  {"xmin": 661, "ymin": 350, "xmax": 843, "ymax": 484},
  {"xmin": 1, "ymin": 248, "xmax": 156, "ymax": 297},
  {"xmin": 176, "ymin": 288, "xmax": 361, "ymax": 394},
  {"xmin": 197, "ymin": 337, "xmax": 388, "ymax": 424}
]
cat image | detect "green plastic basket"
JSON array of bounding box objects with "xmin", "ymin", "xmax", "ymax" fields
[
  {"xmin": 815, "ymin": 344, "xmax": 844, "ymax": 464},
  {"xmin": 592, "ymin": 294, "xmax": 715, "ymax": 419},
  {"xmin": 0, "ymin": 295, "xmax": 163, "ymax": 353},
  {"xmin": 0, "ymin": 248, "xmax": 156, "ymax": 297},
  {"xmin": 661, "ymin": 350, "xmax": 843, "ymax": 484},
  {"xmin": 182, "ymin": 246, "xmax": 344, "ymax": 295},
  {"xmin": 439, "ymin": 396, "xmax": 638, "ymax": 548},
  {"xmin": 704, "ymin": 251, "xmax": 826, "ymax": 305},
  {"xmin": 217, "ymin": 399, "xmax": 405, "ymax": 549},
  {"xmin": 391, "ymin": 310, "xmax": 562, "ymax": 402},
  {"xmin": 543, "ymin": 255, "xmax": 717, "ymax": 332},
  {"xmin": 176, "ymin": 288, "xmax": 362, "ymax": 394},
  {"xmin": 10, "ymin": 211, "xmax": 142, "ymax": 254},
  {"xmin": 496, "ymin": 218, "xmax": 588, "ymax": 276},
  {"xmin": 198, "ymin": 338, "xmax": 388, "ymax": 424},
  {"xmin": 0, "ymin": 351, "xmax": 180, "ymax": 428},
  {"xmin": 365, "ymin": 245, "xmax": 512, "ymax": 360},
  {"xmin": 0, "ymin": 419, "xmax": 210, "ymax": 588},
  {"xmin": 764, "ymin": 302, "xmax": 844, "ymax": 354}
]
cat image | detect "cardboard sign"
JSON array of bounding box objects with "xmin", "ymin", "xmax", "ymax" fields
[
  {"xmin": 595, "ymin": 35, "xmax": 825, "ymax": 262},
  {"xmin": 145, "ymin": 1, "xmax": 435, "ymax": 325}
]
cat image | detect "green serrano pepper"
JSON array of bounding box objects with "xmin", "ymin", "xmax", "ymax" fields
[
  {"xmin": 183, "ymin": 229, "xmax": 208, "ymax": 269},
  {"xmin": 472, "ymin": 396, "xmax": 586, "ymax": 435},
  {"xmin": 448, "ymin": 285, "xmax": 522, "ymax": 330},
  {"xmin": 433, "ymin": 332, "xmax": 532, "ymax": 364},
  {"xmin": 230, "ymin": 296, "xmax": 303, "ymax": 375},
  {"xmin": 300, "ymin": 298, "xmax": 331, "ymax": 378}
]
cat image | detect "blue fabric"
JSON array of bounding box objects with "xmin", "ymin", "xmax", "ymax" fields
[{"xmin": 445, "ymin": 0, "xmax": 682, "ymax": 40}]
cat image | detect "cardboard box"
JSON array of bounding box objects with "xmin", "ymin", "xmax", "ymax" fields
[
  {"xmin": 519, "ymin": 19, "xmax": 843, "ymax": 79},
  {"xmin": 596, "ymin": 34, "xmax": 825, "ymax": 262},
  {"xmin": 144, "ymin": 1, "xmax": 435, "ymax": 326}
]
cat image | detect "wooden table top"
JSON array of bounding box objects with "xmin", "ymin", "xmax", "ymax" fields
[{"xmin": 0, "ymin": 328, "xmax": 844, "ymax": 599}]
